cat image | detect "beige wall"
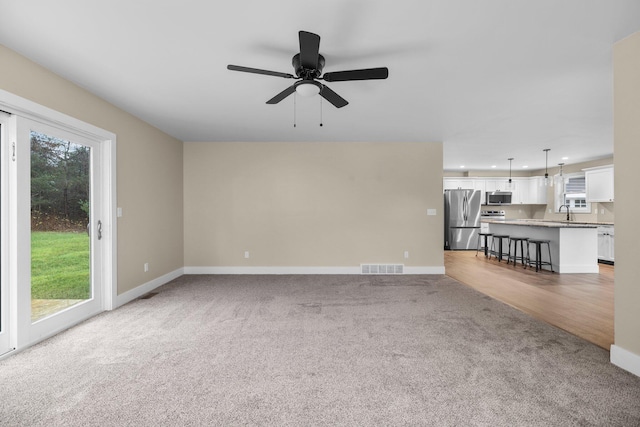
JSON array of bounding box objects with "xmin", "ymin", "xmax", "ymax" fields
[
  {"xmin": 614, "ymin": 33, "xmax": 640, "ymax": 357},
  {"xmin": 0, "ymin": 44, "xmax": 184, "ymax": 294},
  {"xmin": 184, "ymin": 142, "xmax": 443, "ymax": 269}
]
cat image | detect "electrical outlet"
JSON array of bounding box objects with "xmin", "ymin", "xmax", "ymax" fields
[
  {"xmin": 244, "ymin": 251, "xmax": 250, "ymax": 259},
  {"xmin": 548, "ymin": 208, "xmax": 552, "ymax": 213},
  {"xmin": 117, "ymin": 207, "xmax": 123, "ymax": 217},
  {"xmin": 144, "ymin": 262, "xmax": 149, "ymax": 272}
]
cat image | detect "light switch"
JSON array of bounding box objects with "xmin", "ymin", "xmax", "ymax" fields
[
  {"xmin": 427, "ymin": 209, "xmax": 437, "ymax": 216},
  {"xmin": 117, "ymin": 207, "xmax": 123, "ymax": 217}
]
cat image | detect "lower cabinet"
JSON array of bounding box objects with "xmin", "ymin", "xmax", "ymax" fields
[{"xmin": 597, "ymin": 226, "xmax": 615, "ymax": 263}]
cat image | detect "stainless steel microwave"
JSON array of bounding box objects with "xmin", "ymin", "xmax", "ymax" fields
[{"xmin": 486, "ymin": 191, "xmax": 512, "ymax": 205}]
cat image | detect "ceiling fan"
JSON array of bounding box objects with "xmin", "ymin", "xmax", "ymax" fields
[{"xmin": 227, "ymin": 30, "xmax": 389, "ymax": 108}]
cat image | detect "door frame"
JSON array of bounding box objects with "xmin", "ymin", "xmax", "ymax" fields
[
  {"xmin": 0, "ymin": 88, "xmax": 117, "ymax": 354},
  {"xmin": 0, "ymin": 112, "xmax": 12, "ymax": 355}
]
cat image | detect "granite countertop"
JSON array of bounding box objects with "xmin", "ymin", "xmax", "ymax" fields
[{"xmin": 481, "ymin": 219, "xmax": 601, "ymax": 228}]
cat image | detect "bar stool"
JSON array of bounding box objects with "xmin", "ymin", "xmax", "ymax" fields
[
  {"xmin": 476, "ymin": 233, "xmax": 493, "ymax": 257},
  {"xmin": 490, "ymin": 234, "xmax": 510, "ymax": 262},
  {"xmin": 527, "ymin": 239, "xmax": 554, "ymax": 272},
  {"xmin": 508, "ymin": 237, "xmax": 529, "ymax": 267}
]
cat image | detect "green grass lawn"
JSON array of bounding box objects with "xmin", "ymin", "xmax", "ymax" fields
[{"xmin": 31, "ymin": 231, "xmax": 90, "ymax": 300}]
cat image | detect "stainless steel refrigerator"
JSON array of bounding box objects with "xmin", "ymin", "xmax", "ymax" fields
[{"xmin": 444, "ymin": 189, "xmax": 482, "ymax": 250}]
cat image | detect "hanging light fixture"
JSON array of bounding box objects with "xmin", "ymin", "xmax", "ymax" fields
[
  {"xmin": 507, "ymin": 157, "xmax": 514, "ymax": 189},
  {"xmin": 557, "ymin": 162, "xmax": 565, "ymax": 186},
  {"xmin": 543, "ymin": 149, "xmax": 551, "ymax": 186}
]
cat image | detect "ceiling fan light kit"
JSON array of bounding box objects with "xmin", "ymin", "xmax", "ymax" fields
[
  {"xmin": 227, "ymin": 30, "xmax": 389, "ymax": 110},
  {"xmin": 295, "ymin": 80, "xmax": 321, "ymax": 97}
]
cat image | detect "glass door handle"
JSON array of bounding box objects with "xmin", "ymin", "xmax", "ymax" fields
[{"xmin": 97, "ymin": 220, "xmax": 102, "ymax": 240}]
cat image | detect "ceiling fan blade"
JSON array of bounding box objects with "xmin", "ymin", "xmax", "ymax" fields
[
  {"xmin": 227, "ymin": 64, "xmax": 294, "ymax": 79},
  {"xmin": 320, "ymin": 84, "xmax": 348, "ymax": 108},
  {"xmin": 266, "ymin": 85, "xmax": 297, "ymax": 104},
  {"xmin": 323, "ymin": 67, "xmax": 389, "ymax": 82},
  {"xmin": 299, "ymin": 31, "xmax": 321, "ymax": 69}
]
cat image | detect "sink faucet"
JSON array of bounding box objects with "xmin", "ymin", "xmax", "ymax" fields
[{"xmin": 559, "ymin": 204, "xmax": 571, "ymax": 221}]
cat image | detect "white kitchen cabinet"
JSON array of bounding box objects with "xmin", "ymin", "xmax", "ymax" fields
[
  {"xmin": 597, "ymin": 226, "xmax": 615, "ymax": 263},
  {"xmin": 443, "ymin": 178, "xmax": 486, "ymax": 192},
  {"xmin": 511, "ymin": 179, "xmax": 526, "ymax": 204},
  {"xmin": 485, "ymin": 179, "xmax": 511, "ymax": 193},
  {"xmin": 585, "ymin": 166, "xmax": 614, "ymax": 202},
  {"xmin": 471, "ymin": 179, "xmax": 486, "ymax": 194},
  {"xmin": 443, "ymin": 178, "xmax": 473, "ymax": 190},
  {"xmin": 445, "ymin": 176, "xmax": 547, "ymax": 205}
]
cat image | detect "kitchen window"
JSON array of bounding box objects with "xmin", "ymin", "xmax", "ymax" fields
[{"xmin": 555, "ymin": 173, "xmax": 591, "ymax": 213}]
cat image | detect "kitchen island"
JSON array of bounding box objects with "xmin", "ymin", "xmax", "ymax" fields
[{"xmin": 482, "ymin": 219, "xmax": 599, "ymax": 273}]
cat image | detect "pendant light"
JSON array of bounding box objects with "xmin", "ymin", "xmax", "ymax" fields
[
  {"xmin": 543, "ymin": 148, "xmax": 551, "ymax": 186},
  {"xmin": 557, "ymin": 162, "xmax": 565, "ymax": 186},
  {"xmin": 507, "ymin": 157, "xmax": 514, "ymax": 190}
]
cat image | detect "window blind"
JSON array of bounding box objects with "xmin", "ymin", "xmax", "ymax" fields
[{"xmin": 565, "ymin": 176, "xmax": 586, "ymax": 194}]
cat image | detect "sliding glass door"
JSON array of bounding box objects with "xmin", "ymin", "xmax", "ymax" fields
[
  {"xmin": 15, "ymin": 117, "xmax": 103, "ymax": 345},
  {"xmin": 0, "ymin": 89, "xmax": 115, "ymax": 355}
]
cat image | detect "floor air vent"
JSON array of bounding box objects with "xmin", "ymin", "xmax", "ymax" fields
[{"xmin": 361, "ymin": 264, "xmax": 404, "ymax": 275}]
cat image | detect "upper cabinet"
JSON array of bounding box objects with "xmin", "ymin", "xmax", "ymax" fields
[
  {"xmin": 443, "ymin": 178, "xmax": 472, "ymax": 190},
  {"xmin": 585, "ymin": 166, "xmax": 614, "ymax": 202},
  {"xmin": 443, "ymin": 178, "xmax": 486, "ymax": 191},
  {"xmin": 485, "ymin": 179, "xmax": 511, "ymax": 193},
  {"xmin": 443, "ymin": 177, "xmax": 547, "ymax": 205}
]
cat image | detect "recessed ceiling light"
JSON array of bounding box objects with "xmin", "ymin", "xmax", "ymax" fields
[
  {"xmin": 522, "ymin": 165, "xmax": 529, "ymax": 168},
  {"xmin": 562, "ymin": 157, "xmax": 569, "ymax": 160},
  {"xmin": 460, "ymin": 165, "xmax": 465, "ymax": 168},
  {"xmin": 491, "ymin": 165, "xmax": 497, "ymax": 168}
]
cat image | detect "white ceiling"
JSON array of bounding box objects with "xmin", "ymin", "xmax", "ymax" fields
[{"xmin": 1, "ymin": 1, "xmax": 640, "ymax": 171}]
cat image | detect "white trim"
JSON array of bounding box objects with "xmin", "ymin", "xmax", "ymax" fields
[
  {"xmin": 405, "ymin": 266, "xmax": 446, "ymax": 274},
  {"xmin": 0, "ymin": 89, "xmax": 114, "ymax": 141},
  {"xmin": 611, "ymin": 345, "xmax": 640, "ymax": 378},
  {"xmin": 582, "ymin": 164, "xmax": 613, "ymax": 172},
  {"xmin": 0, "ymin": 114, "xmax": 11, "ymax": 355},
  {"xmin": 116, "ymin": 268, "xmax": 184, "ymax": 308},
  {"xmin": 184, "ymin": 266, "xmax": 446, "ymax": 275},
  {"xmin": 102, "ymin": 136, "xmax": 117, "ymax": 311},
  {"xmin": 557, "ymin": 265, "xmax": 600, "ymax": 274}
]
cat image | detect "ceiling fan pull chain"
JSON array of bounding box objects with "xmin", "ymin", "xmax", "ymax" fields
[
  {"xmin": 293, "ymin": 93, "xmax": 297, "ymax": 128},
  {"xmin": 319, "ymin": 95, "xmax": 323, "ymax": 127}
]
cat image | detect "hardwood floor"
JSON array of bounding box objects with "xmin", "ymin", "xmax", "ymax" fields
[{"xmin": 445, "ymin": 250, "xmax": 614, "ymax": 350}]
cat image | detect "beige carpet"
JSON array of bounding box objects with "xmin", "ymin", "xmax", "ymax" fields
[{"xmin": 1, "ymin": 274, "xmax": 639, "ymax": 426}]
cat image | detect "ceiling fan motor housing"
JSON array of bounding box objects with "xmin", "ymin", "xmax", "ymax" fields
[{"xmin": 292, "ymin": 53, "xmax": 325, "ymax": 79}]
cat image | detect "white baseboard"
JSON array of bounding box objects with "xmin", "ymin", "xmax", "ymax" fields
[
  {"xmin": 558, "ymin": 265, "xmax": 600, "ymax": 274},
  {"xmin": 405, "ymin": 266, "xmax": 446, "ymax": 274},
  {"xmin": 611, "ymin": 345, "xmax": 640, "ymax": 378},
  {"xmin": 116, "ymin": 267, "xmax": 184, "ymax": 308},
  {"xmin": 184, "ymin": 266, "xmax": 445, "ymax": 275}
]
